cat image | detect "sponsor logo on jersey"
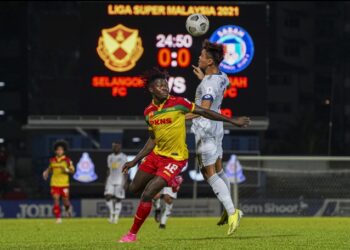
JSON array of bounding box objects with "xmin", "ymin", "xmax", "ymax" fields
[
  {"xmin": 150, "ymin": 118, "xmax": 172, "ymax": 125},
  {"xmin": 209, "ymin": 25, "xmax": 254, "ymax": 74},
  {"xmin": 97, "ymin": 24, "xmax": 144, "ymax": 72}
]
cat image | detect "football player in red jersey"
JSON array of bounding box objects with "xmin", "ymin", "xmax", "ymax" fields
[
  {"xmin": 42, "ymin": 140, "xmax": 75, "ymax": 223},
  {"xmin": 118, "ymin": 68, "xmax": 250, "ymax": 243}
]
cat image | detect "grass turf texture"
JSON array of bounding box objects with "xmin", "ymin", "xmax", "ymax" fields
[{"xmin": 0, "ymin": 217, "xmax": 349, "ymax": 249}]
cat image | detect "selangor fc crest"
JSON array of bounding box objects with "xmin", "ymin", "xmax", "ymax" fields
[
  {"xmin": 209, "ymin": 25, "xmax": 254, "ymax": 74},
  {"xmin": 97, "ymin": 24, "xmax": 144, "ymax": 72}
]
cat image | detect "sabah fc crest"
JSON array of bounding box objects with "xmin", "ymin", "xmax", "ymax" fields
[{"xmin": 209, "ymin": 25, "xmax": 254, "ymax": 74}]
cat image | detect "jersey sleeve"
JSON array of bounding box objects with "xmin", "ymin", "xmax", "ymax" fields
[
  {"xmin": 176, "ymin": 97, "xmax": 195, "ymax": 113},
  {"xmin": 200, "ymin": 78, "xmax": 219, "ymax": 102},
  {"xmin": 65, "ymin": 157, "xmax": 73, "ymax": 165},
  {"xmin": 48, "ymin": 158, "xmax": 54, "ymax": 169},
  {"xmin": 65, "ymin": 157, "xmax": 75, "ymax": 171},
  {"xmin": 144, "ymin": 107, "xmax": 154, "ymax": 132},
  {"xmin": 145, "ymin": 119, "xmax": 153, "ymax": 132}
]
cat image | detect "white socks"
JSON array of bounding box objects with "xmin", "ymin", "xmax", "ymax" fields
[
  {"xmin": 207, "ymin": 174, "xmax": 235, "ymax": 215},
  {"xmin": 160, "ymin": 203, "xmax": 173, "ymax": 225},
  {"xmin": 106, "ymin": 200, "xmax": 122, "ymax": 221},
  {"xmin": 154, "ymin": 199, "xmax": 161, "ymax": 210},
  {"xmin": 106, "ymin": 200, "xmax": 114, "ymax": 217},
  {"xmin": 114, "ymin": 201, "xmax": 122, "ymax": 218},
  {"xmin": 217, "ymin": 169, "xmax": 231, "ymax": 194}
]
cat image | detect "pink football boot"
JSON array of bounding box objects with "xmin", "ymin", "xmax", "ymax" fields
[{"xmin": 118, "ymin": 232, "xmax": 137, "ymax": 243}]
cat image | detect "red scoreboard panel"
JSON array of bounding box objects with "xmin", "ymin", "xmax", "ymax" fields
[{"xmin": 73, "ymin": 3, "xmax": 267, "ymax": 117}]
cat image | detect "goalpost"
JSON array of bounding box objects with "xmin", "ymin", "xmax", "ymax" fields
[{"xmin": 230, "ymin": 156, "xmax": 350, "ymax": 216}]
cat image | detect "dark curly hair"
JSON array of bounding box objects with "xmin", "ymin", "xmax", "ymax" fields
[
  {"xmin": 202, "ymin": 39, "xmax": 224, "ymax": 66},
  {"xmin": 53, "ymin": 140, "xmax": 68, "ymax": 152},
  {"xmin": 141, "ymin": 67, "xmax": 169, "ymax": 89}
]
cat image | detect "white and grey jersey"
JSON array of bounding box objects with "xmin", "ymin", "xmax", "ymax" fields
[
  {"xmin": 191, "ymin": 72, "xmax": 230, "ymax": 139},
  {"xmin": 106, "ymin": 152, "xmax": 128, "ymax": 185}
]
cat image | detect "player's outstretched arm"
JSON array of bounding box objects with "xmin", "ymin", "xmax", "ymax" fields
[
  {"xmin": 123, "ymin": 172, "xmax": 129, "ymax": 190},
  {"xmin": 122, "ymin": 132, "xmax": 156, "ymax": 173},
  {"xmin": 185, "ymin": 113, "xmax": 198, "ymax": 120},
  {"xmin": 185, "ymin": 98, "xmax": 212, "ymax": 120},
  {"xmin": 192, "ymin": 104, "xmax": 251, "ymax": 128}
]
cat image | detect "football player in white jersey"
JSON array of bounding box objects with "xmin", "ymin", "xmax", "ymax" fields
[
  {"xmin": 105, "ymin": 142, "xmax": 128, "ymax": 224},
  {"xmin": 187, "ymin": 40, "xmax": 250, "ymax": 236}
]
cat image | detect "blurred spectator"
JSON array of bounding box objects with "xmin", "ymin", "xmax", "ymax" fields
[
  {"xmin": 3, "ymin": 182, "xmax": 27, "ymax": 200},
  {"xmin": 0, "ymin": 145, "xmax": 8, "ymax": 167},
  {"xmin": 0, "ymin": 144, "xmax": 16, "ymax": 178},
  {"xmin": 5, "ymin": 153, "xmax": 15, "ymax": 178},
  {"xmin": 0, "ymin": 168, "xmax": 12, "ymax": 195}
]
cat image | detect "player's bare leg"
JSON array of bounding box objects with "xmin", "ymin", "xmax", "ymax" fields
[
  {"xmin": 62, "ymin": 196, "xmax": 72, "ymax": 218},
  {"xmin": 119, "ymin": 176, "xmax": 167, "ymax": 243},
  {"xmin": 159, "ymin": 194, "xmax": 173, "ymax": 229},
  {"xmin": 105, "ymin": 194, "xmax": 115, "ymax": 223},
  {"xmin": 52, "ymin": 194, "xmax": 62, "ymax": 223},
  {"xmin": 128, "ymin": 169, "xmax": 155, "ymax": 195},
  {"xmin": 215, "ymin": 158, "xmax": 230, "ymax": 226}
]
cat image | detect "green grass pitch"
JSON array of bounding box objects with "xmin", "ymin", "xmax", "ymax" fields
[{"xmin": 0, "ymin": 217, "xmax": 349, "ymax": 249}]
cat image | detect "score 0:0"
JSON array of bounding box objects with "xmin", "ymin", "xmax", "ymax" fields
[{"xmin": 157, "ymin": 48, "xmax": 191, "ymax": 68}]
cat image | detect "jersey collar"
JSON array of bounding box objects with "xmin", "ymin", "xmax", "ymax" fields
[
  {"xmin": 152, "ymin": 95, "xmax": 170, "ymax": 111},
  {"xmin": 205, "ymin": 71, "xmax": 222, "ymax": 78},
  {"xmin": 55, "ymin": 155, "xmax": 66, "ymax": 162}
]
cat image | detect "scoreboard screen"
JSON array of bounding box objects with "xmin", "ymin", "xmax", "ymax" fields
[{"xmin": 31, "ymin": 2, "xmax": 268, "ymax": 117}]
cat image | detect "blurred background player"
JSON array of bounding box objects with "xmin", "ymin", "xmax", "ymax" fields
[
  {"xmin": 104, "ymin": 142, "xmax": 128, "ymax": 224},
  {"xmin": 153, "ymin": 175, "xmax": 183, "ymax": 229},
  {"xmin": 119, "ymin": 68, "xmax": 250, "ymax": 243},
  {"xmin": 187, "ymin": 40, "xmax": 244, "ymax": 235},
  {"xmin": 42, "ymin": 140, "xmax": 75, "ymax": 223}
]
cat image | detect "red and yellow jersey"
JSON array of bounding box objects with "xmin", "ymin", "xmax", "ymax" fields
[
  {"xmin": 49, "ymin": 156, "xmax": 74, "ymax": 187},
  {"xmin": 144, "ymin": 95, "xmax": 195, "ymax": 161}
]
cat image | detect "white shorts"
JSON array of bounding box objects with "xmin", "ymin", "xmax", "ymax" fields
[
  {"xmin": 104, "ymin": 184, "xmax": 125, "ymax": 199},
  {"xmin": 217, "ymin": 132, "xmax": 224, "ymax": 159},
  {"xmin": 196, "ymin": 136, "xmax": 223, "ymax": 167},
  {"xmin": 161, "ymin": 187, "xmax": 177, "ymax": 199}
]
